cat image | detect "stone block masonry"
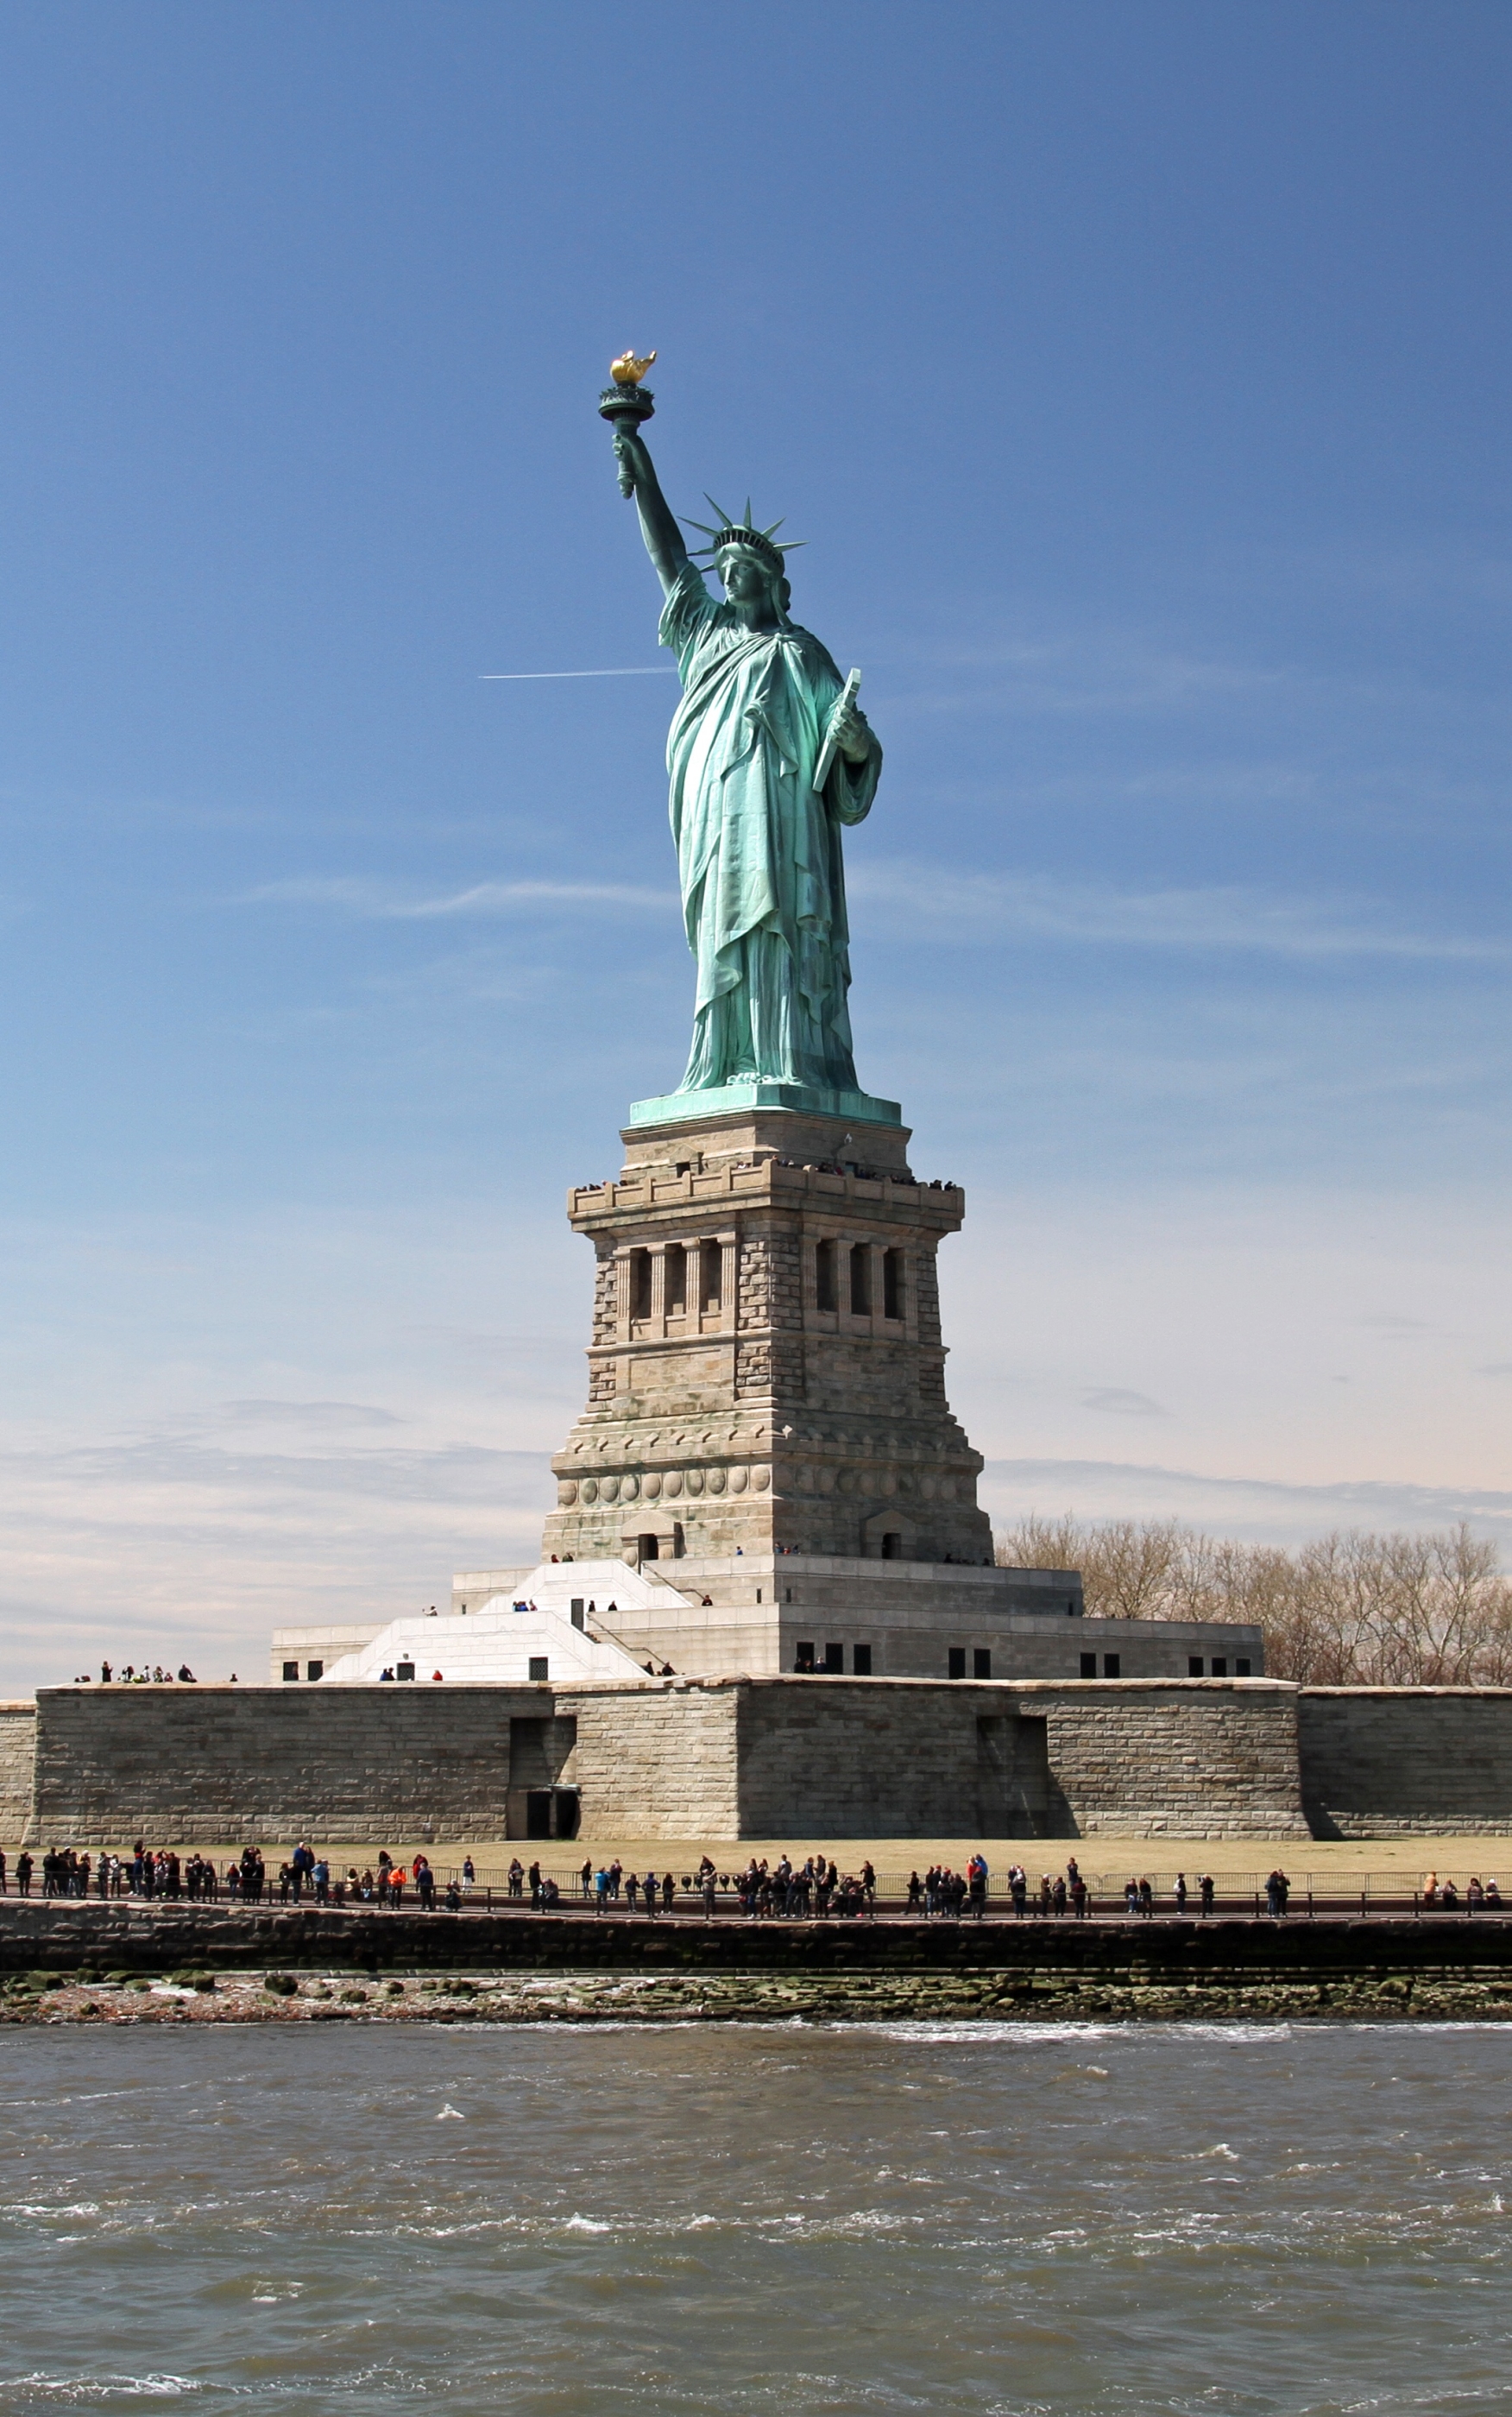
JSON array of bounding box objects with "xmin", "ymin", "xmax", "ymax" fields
[
  {"xmin": 542, "ymin": 1104, "xmax": 993, "ymax": 1568},
  {"xmin": 564, "ymin": 1686, "xmax": 740, "ymax": 1838},
  {"xmin": 1298, "ymin": 1688, "xmax": 1512, "ymax": 1836},
  {"xmin": 16, "ymin": 1675, "xmax": 1512, "ymax": 1847},
  {"xmin": 28, "ymin": 1685, "xmax": 542, "ymax": 1846},
  {"xmin": 728, "ymin": 1678, "xmax": 1310, "ymax": 1841},
  {"xmin": 0, "ymin": 1705, "xmax": 37, "ymax": 1832}
]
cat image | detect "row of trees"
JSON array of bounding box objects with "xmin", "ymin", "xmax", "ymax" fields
[{"xmin": 995, "ymin": 1515, "xmax": 1512, "ymax": 1687}]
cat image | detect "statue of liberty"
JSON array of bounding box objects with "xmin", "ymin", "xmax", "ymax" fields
[{"xmin": 610, "ymin": 413, "xmax": 884, "ymax": 1108}]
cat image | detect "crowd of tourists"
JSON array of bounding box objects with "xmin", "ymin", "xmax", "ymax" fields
[
  {"xmin": 8, "ymin": 1844, "xmax": 1504, "ymax": 1922},
  {"xmin": 66, "ymin": 1663, "xmax": 202, "ymax": 1685},
  {"xmin": 537, "ymin": 1854, "xmax": 885, "ymax": 1919},
  {"xmin": 0, "ymin": 1842, "xmax": 469, "ymax": 1912}
]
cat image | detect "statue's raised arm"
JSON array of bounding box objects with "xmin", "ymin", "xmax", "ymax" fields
[{"xmin": 612, "ymin": 427, "xmax": 688, "ymax": 596}]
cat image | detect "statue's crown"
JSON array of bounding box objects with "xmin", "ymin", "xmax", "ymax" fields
[{"xmin": 684, "ymin": 495, "xmax": 805, "ymax": 579}]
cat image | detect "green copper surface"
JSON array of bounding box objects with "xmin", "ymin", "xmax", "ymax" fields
[
  {"xmin": 607, "ymin": 409, "xmax": 885, "ymax": 1104},
  {"xmin": 626, "ymin": 1078, "xmax": 902, "ymax": 1130}
]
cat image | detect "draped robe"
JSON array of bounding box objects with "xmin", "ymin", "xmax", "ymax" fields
[{"xmin": 658, "ymin": 561, "xmax": 881, "ymax": 1095}]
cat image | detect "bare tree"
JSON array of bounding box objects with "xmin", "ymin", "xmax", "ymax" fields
[{"xmin": 997, "ymin": 1516, "xmax": 1512, "ymax": 1684}]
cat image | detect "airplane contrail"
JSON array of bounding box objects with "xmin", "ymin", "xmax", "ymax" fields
[{"xmin": 479, "ymin": 666, "xmax": 676, "ymax": 680}]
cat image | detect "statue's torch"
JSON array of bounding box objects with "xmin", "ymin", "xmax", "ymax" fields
[{"xmin": 599, "ymin": 350, "xmax": 657, "ymax": 495}]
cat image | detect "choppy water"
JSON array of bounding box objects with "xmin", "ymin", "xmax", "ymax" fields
[{"xmin": 2, "ymin": 2023, "xmax": 1509, "ymax": 2414}]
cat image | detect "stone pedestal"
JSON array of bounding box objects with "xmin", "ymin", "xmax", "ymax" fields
[{"xmin": 542, "ymin": 1103, "xmax": 993, "ymax": 1569}]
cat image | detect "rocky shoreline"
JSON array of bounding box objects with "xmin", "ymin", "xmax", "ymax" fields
[{"xmin": 6, "ymin": 1903, "xmax": 1512, "ymax": 2023}]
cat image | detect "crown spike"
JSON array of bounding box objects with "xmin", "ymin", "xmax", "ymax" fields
[{"xmin": 702, "ymin": 494, "xmax": 736, "ymax": 527}]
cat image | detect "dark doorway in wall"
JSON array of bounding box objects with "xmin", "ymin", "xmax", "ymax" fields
[
  {"xmin": 853, "ymin": 1643, "xmax": 873, "ymax": 1675},
  {"xmin": 794, "ymin": 1642, "xmax": 816, "ymax": 1671},
  {"xmin": 883, "ymin": 1248, "xmax": 903, "ymax": 1320},
  {"xmin": 526, "ymin": 1791, "xmax": 553, "ymax": 1838},
  {"xmin": 823, "ymin": 1642, "xmax": 844, "ymax": 1672},
  {"xmin": 881, "ymin": 1530, "xmax": 903, "ymax": 1559},
  {"xmin": 973, "ymin": 1649, "xmax": 992, "ymax": 1679},
  {"xmin": 554, "ymin": 1789, "xmax": 581, "ymax": 1840},
  {"xmin": 948, "ymin": 1647, "xmax": 967, "ymax": 1680}
]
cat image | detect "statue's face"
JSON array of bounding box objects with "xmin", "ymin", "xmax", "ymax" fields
[{"xmin": 718, "ymin": 549, "xmax": 772, "ymax": 606}]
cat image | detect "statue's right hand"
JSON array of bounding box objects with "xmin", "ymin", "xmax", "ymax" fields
[{"xmin": 613, "ymin": 429, "xmax": 650, "ymax": 494}]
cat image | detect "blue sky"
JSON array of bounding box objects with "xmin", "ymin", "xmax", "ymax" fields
[{"xmin": 1, "ymin": 3, "xmax": 1509, "ymax": 1688}]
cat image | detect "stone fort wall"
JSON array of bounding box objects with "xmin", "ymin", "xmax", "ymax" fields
[
  {"xmin": 731, "ymin": 1678, "xmax": 1309, "ymax": 1840},
  {"xmin": 28, "ymin": 1685, "xmax": 534, "ymax": 1846},
  {"xmin": 12, "ymin": 1678, "xmax": 1512, "ymax": 1845},
  {"xmin": 0, "ymin": 1705, "xmax": 37, "ymax": 1833},
  {"xmin": 1298, "ymin": 1688, "xmax": 1512, "ymax": 1837}
]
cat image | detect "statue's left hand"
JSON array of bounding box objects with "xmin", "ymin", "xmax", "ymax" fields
[{"xmin": 832, "ymin": 700, "xmax": 874, "ymax": 764}]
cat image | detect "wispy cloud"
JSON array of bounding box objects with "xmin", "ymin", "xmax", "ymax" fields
[
  {"xmin": 890, "ymin": 630, "xmax": 1296, "ymax": 719},
  {"xmin": 850, "ymin": 863, "xmax": 1506, "ymax": 962},
  {"xmin": 241, "ymin": 875, "xmax": 674, "ymax": 919},
  {"xmin": 980, "ymin": 1457, "xmax": 1512, "ymax": 1550},
  {"xmin": 1080, "ymin": 1388, "xmax": 1170, "ymax": 1417},
  {"xmin": 203, "ymin": 1398, "xmax": 407, "ymax": 1432}
]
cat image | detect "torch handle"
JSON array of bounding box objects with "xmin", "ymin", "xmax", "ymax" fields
[{"xmin": 599, "ymin": 384, "xmax": 655, "ymax": 498}]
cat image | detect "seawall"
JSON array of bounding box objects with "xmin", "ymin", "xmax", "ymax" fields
[{"xmin": 4, "ymin": 1903, "xmax": 1512, "ymax": 2025}]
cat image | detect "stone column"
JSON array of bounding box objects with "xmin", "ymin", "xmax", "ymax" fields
[
  {"xmin": 649, "ymin": 1245, "xmax": 667, "ymax": 1338},
  {"xmin": 868, "ymin": 1241, "xmax": 887, "ymax": 1338},
  {"xmin": 719, "ymin": 1232, "xmax": 739, "ymax": 1331}
]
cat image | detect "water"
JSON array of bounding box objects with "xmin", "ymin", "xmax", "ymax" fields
[{"xmin": 2, "ymin": 2022, "xmax": 1509, "ymax": 2414}]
